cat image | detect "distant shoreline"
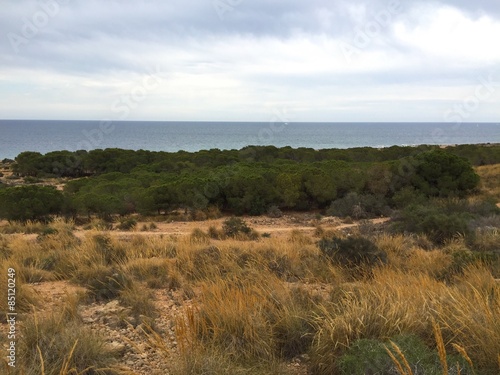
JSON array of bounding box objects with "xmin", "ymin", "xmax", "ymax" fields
[
  {"xmin": 2, "ymin": 142, "xmax": 500, "ymax": 162},
  {"xmin": 1, "ymin": 121, "xmax": 499, "ymax": 160}
]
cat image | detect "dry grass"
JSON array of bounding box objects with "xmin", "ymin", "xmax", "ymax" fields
[
  {"xmin": 1, "ymin": 218, "xmax": 499, "ymax": 374},
  {"xmin": 16, "ymin": 298, "xmax": 121, "ymax": 375},
  {"xmin": 476, "ymin": 164, "xmax": 500, "ymax": 201}
]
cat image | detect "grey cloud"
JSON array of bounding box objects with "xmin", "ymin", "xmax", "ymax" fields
[{"xmin": 1, "ymin": 0, "xmax": 499, "ymax": 121}]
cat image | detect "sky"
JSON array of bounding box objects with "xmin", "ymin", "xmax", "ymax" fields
[{"xmin": 0, "ymin": 0, "xmax": 499, "ymax": 122}]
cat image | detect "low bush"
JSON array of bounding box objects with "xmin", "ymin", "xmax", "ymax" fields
[
  {"xmin": 318, "ymin": 235, "xmax": 387, "ymax": 268},
  {"xmin": 327, "ymin": 193, "xmax": 391, "ymax": 219},
  {"xmin": 337, "ymin": 334, "xmax": 473, "ymax": 375},
  {"xmin": 267, "ymin": 205, "xmax": 283, "ymax": 218},
  {"xmin": 222, "ymin": 217, "xmax": 259, "ymax": 240},
  {"xmin": 392, "ymin": 204, "xmax": 472, "ymax": 244},
  {"xmin": 222, "ymin": 217, "xmax": 252, "ymax": 237},
  {"xmin": 116, "ymin": 217, "xmax": 137, "ymax": 231}
]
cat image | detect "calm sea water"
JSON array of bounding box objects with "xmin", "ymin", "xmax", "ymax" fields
[{"xmin": 0, "ymin": 120, "xmax": 499, "ymax": 160}]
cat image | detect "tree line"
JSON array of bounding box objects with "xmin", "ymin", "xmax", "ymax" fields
[
  {"xmin": 10, "ymin": 144, "xmax": 499, "ymax": 178},
  {"xmin": 0, "ymin": 145, "xmax": 493, "ymax": 222}
]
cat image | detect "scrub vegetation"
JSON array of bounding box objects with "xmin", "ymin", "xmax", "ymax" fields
[{"xmin": 0, "ymin": 144, "xmax": 498, "ymax": 374}]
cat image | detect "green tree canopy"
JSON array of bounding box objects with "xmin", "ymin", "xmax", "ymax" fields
[
  {"xmin": 411, "ymin": 150, "xmax": 480, "ymax": 197},
  {"xmin": 0, "ymin": 186, "xmax": 63, "ymax": 222}
]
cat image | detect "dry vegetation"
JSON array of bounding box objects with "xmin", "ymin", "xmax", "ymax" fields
[
  {"xmin": 0, "ymin": 212, "xmax": 498, "ymax": 375},
  {"xmin": 0, "ymin": 164, "xmax": 498, "ymax": 374},
  {"xmin": 477, "ymin": 164, "xmax": 500, "ymax": 202}
]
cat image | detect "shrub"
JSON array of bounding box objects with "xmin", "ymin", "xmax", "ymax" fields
[
  {"xmin": 327, "ymin": 193, "xmax": 391, "ymax": 219},
  {"xmin": 318, "ymin": 235, "xmax": 387, "ymax": 268},
  {"xmin": 222, "ymin": 217, "xmax": 252, "ymax": 237},
  {"xmin": 411, "ymin": 149, "xmax": 480, "ymax": 197},
  {"xmin": 267, "ymin": 205, "xmax": 283, "ymax": 218},
  {"xmin": 221, "ymin": 217, "xmax": 258, "ymax": 240},
  {"xmin": 392, "ymin": 204, "xmax": 471, "ymax": 244},
  {"xmin": 116, "ymin": 218, "xmax": 137, "ymax": 231},
  {"xmin": 337, "ymin": 335, "xmax": 474, "ymax": 375}
]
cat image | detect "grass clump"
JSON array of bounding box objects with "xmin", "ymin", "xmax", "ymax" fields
[
  {"xmin": 119, "ymin": 283, "xmax": 157, "ymax": 328},
  {"xmin": 18, "ymin": 305, "xmax": 120, "ymax": 374},
  {"xmin": 73, "ymin": 265, "xmax": 132, "ymax": 301},
  {"xmin": 91, "ymin": 234, "xmax": 128, "ymax": 266},
  {"xmin": 125, "ymin": 257, "xmax": 182, "ymax": 289}
]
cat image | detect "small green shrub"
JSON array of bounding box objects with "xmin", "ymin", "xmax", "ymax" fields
[
  {"xmin": 392, "ymin": 204, "xmax": 472, "ymax": 244},
  {"xmin": 337, "ymin": 335, "xmax": 474, "ymax": 375},
  {"xmin": 318, "ymin": 235, "xmax": 387, "ymax": 268},
  {"xmin": 267, "ymin": 205, "xmax": 283, "ymax": 218},
  {"xmin": 116, "ymin": 218, "xmax": 137, "ymax": 231},
  {"xmin": 222, "ymin": 217, "xmax": 252, "ymax": 237},
  {"xmin": 327, "ymin": 193, "xmax": 391, "ymax": 219}
]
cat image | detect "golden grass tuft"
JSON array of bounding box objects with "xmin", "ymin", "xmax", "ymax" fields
[{"xmin": 385, "ymin": 341, "xmax": 413, "ymax": 375}]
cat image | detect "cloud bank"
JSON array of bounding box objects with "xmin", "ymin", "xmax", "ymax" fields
[{"xmin": 0, "ymin": 0, "xmax": 499, "ymax": 121}]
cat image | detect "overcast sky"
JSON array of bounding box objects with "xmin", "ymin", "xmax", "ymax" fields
[{"xmin": 1, "ymin": 0, "xmax": 499, "ymax": 122}]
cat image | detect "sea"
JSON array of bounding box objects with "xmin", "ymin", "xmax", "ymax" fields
[{"xmin": 0, "ymin": 120, "xmax": 499, "ymax": 160}]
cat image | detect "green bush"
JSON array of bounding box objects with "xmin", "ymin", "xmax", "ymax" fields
[
  {"xmin": 327, "ymin": 193, "xmax": 391, "ymax": 219},
  {"xmin": 116, "ymin": 218, "xmax": 137, "ymax": 231},
  {"xmin": 337, "ymin": 335, "xmax": 474, "ymax": 375},
  {"xmin": 0, "ymin": 185, "xmax": 63, "ymax": 222},
  {"xmin": 267, "ymin": 205, "xmax": 283, "ymax": 218},
  {"xmin": 411, "ymin": 149, "xmax": 480, "ymax": 197},
  {"xmin": 392, "ymin": 204, "xmax": 471, "ymax": 245},
  {"xmin": 222, "ymin": 217, "xmax": 252, "ymax": 238},
  {"xmin": 318, "ymin": 235, "xmax": 387, "ymax": 268}
]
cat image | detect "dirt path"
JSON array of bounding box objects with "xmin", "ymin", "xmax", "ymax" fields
[
  {"xmin": 3, "ymin": 216, "xmax": 391, "ymax": 242},
  {"xmin": 105, "ymin": 216, "xmax": 390, "ymax": 238}
]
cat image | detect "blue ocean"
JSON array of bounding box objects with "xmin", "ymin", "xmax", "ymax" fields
[{"xmin": 0, "ymin": 120, "xmax": 499, "ymax": 160}]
